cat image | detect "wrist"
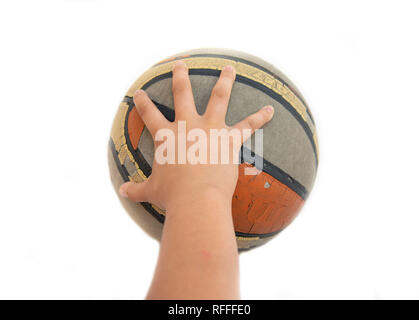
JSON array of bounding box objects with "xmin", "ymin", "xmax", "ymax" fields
[{"xmin": 165, "ymin": 184, "xmax": 232, "ymax": 213}]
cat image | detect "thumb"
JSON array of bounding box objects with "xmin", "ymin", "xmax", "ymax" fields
[{"xmin": 119, "ymin": 181, "xmax": 149, "ymax": 202}]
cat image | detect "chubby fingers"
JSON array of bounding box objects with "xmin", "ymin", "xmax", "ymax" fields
[
  {"xmin": 119, "ymin": 181, "xmax": 149, "ymax": 202},
  {"xmin": 172, "ymin": 61, "xmax": 197, "ymax": 120},
  {"xmin": 134, "ymin": 89, "xmax": 169, "ymax": 136},
  {"xmin": 204, "ymin": 65, "xmax": 236, "ymax": 122},
  {"xmin": 232, "ymin": 105, "xmax": 275, "ymax": 141}
]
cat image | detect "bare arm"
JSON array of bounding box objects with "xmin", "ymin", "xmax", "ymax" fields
[{"xmin": 147, "ymin": 189, "xmax": 239, "ymax": 299}]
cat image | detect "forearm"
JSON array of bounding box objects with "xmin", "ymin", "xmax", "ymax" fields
[{"xmin": 146, "ymin": 188, "xmax": 239, "ymax": 300}]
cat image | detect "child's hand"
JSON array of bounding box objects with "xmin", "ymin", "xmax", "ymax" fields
[{"xmin": 119, "ymin": 61, "xmax": 274, "ymax": 210}]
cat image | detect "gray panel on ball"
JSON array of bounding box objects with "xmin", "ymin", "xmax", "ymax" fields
[{"xmin": 167, "ymin": 48, "xmax": 312, "ymax": 124}]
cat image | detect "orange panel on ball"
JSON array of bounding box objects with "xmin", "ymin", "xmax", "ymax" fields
[
  {"xmin": 127, "ymin": 107, "xmax": 144, "ymax": 150},
  {"xmin": 232, "ymin": 163, "xmax": 304, "ymax": 235}
]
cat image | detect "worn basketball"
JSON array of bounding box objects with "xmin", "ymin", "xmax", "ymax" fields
[{"xmin": 108, "ymin": 49, "xmax": 318, "ymax": 249}]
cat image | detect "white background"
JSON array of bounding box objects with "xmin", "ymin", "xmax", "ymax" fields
[{"xmin": 0, "ymin": 0, "xmax": 418, "ymax": 299}]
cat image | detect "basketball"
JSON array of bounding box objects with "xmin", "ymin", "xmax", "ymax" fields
[{"xmin": 108, "ymin": 48, "xmax": 318, "ymax": 249}]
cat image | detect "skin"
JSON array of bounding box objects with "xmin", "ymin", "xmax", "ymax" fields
[{"xmin": 119, "ymin": 61, "xmax": 274, "ymax": 299}]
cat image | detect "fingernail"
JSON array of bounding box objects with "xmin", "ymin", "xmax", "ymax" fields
[
  {"xmin": 119, "ymin": 187, "xmax": 128, "ymax": 198},
  {"xmin": 264, "ymin": 105, "xmax": 274, "ymax": 114},
  {"xmin": 224, "ymin": 65, "xmax": 236, "ymax": 77},
  {"xmin": 134, "ymin": 89, "xmax": 144, "ymax": 96},
  {"xmin": 174, "ymin": 60, "xmax": 187, "ymax": 70}
]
